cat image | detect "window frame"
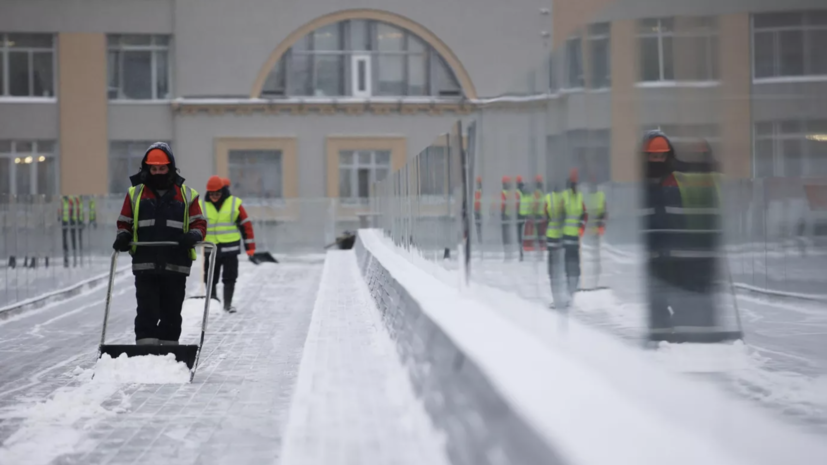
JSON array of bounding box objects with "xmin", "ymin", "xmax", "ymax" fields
[
  {"xmin": 0, "ymin": 33, "xmax": 56, "ymax": 99},
  {"xmin": 107, "ymin": 34, "xmax": 173, "ymax": 101},
  {"xmin": 0, "ymin": 140, "xmax": 58, "ymax": 195},
  {"xmin": 752, "ymin": 120, "xmax": 827, "ymax": 178},
  {"xmin": 338, "ymin": 149, "xmax": 391, "ymax": 204},
  {"xmin": 588, "ymin": 23, "xmax": 611, "ymax": 90},
  {"xmin": 564, "ymin": 34, "xmax": 585, "ymax": 90},
  {"xmin": 751, "ymin": 11, "xmax": 827, "ymax": 83},
  {"xmin": 638, "ymin": 17, "xmax": 719, "ymax": 85}
]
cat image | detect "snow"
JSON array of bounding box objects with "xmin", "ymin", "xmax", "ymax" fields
[
  {"xmin": 280, "ymin": 250, "xmax": 449, "ymax": 465},
  {"xmin": 92, "ymin": 353, "xmax": 192, "ymax": 384},
  {"xmin": 360, "ymin": 228, "xmax": 827, "ymax": 465}
]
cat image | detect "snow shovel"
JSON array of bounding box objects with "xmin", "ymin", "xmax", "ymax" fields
[
  {"xmin": 97, "ymin": 241, "xmax": 217, "ymax": 383},
  {"xmin": 249, "ymin": 251, "xmax": 278, "ymax": 264}
]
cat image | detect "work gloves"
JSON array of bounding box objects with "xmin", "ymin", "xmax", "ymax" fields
[
  {"xmin": 113, "ymin": 233, "xmax": 132, "ymax": 252},
  {"xmin": 178, "ymin": 231, "xmax": 201, "ymax": 250}
]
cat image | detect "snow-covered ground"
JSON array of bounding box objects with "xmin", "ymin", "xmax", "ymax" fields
[{"xmin": 452, "ymin": 239, "xmax": 827, "ymax": 434}]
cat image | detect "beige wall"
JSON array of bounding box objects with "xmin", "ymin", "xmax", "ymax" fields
[
  {"xmin": 609, "ymin": 20, "xmax": 639, "ymax": 182},
  {"xmin": 58, "ymin": 33, "xmax": 108, "ymax": 195},
  {"xmin": 720, "ymin": 13, "xmax": 752, "ymax": 178}
]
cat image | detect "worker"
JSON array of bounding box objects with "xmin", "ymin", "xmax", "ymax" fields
[
  {"xmin": 533, "ymin": 175, "xmax": 547, "ymax": 244},
  {"xmin": 473, "ymin": 176, "xmax": 482, "ymax": 242},
  {"xmin": 544, "ymin": 183, "xmax": 564, "ymax": 308},
  {"xmin": 88, "ymin": 196, "xmax": 97, "ymax": 229},
  {"xmin": 113, "ymin": 142, "xmax": 206, "ymax": 345},
  {"xmin": 500, "ymin": 176, "xmax": 516, "ymax": 251},
  {"xmin": 560, "ymin": 168, "xmax": 587, "ymax": 308},
  {"xmin": 59, "ymin": 195, "xmax": 77, "ymax": 267},
  {"xmin": 642, "ymin": 132, "xmax": 726, "ymax": 342},
  {"xmin": 517, "ymin": 175, "xmax": 533, "ymax": 261},
  {"xmin": 202, "ymin": 175, "xmax": 257, "ymax": 313},
  {"xmin": 74, "ymin": 195, "xmax": 85, "ymax": 262}
]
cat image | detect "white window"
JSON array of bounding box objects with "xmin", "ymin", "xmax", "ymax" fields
[
  {"xmin": 588, "ymin": 23, "xmax": 611, "ymax": 89},
  {"xmin": 754, "ymin": 120, "xmax": 827, "ymax": 178},
  {"xmin": 0, "ymin": 34, "xmax": 55, "ymax": 98},
  {"xmin": 108, "ymin": 141, "xmax": 170, "ymax": 193},
  {"xmin": 107, "ymin": 35, "xmax": 172, "ymax": 100},
  {"xmin": 639, "ymin": 17, "xmax": 718, "ymax": 83},
  {"xmin": 339, "ymin": 150, "xmax": 390, "ymax": 203},
  {"xmin": 0, "ymin": 140, "xmax": 57, "ymax": 195},
  {"xmin": 228, "ymin": 150, "xmax": 283, "ymax": 199},
  {"xmin": 753, "ymin": 11, "xmax": 827, "ymax": 80},
  {"xmin": 565, "ymin": 35, "xmax": 584, "ymax": 89},
  {"xmin": 418, "ymin": 145, "xmax": 448, "ymax": 199},
  {"xmin": 262, "ymin": 20, "xmax": 462, "ymax": 98}
]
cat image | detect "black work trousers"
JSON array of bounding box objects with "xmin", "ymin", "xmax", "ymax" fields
[
  {"xmin": 135, "ymin": 274, "xmax": 187, "ymax": 341},
  {"xmin": 203, "ymin": 253, "xmax": 239, "ymax": 291},
  {"xmin": 563, "ymin": 242, "xmax": 581, "ymax": 294}
]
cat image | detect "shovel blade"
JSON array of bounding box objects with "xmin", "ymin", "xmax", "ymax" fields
[
  {"xmin": 98, "ymin": 344, "xmax": 199, "ymax": 370},
  {"xmin": 250, "ymin": 252, "xmax": 278, "ymax": 264}
]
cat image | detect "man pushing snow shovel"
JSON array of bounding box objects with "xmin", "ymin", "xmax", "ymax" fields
[{"xmin": 112, "ymin": 142, "xmax": 207, "ymax": 345}]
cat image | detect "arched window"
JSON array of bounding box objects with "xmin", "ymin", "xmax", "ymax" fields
[{"xmin": 262, "ymin": 19, "xmax": 462, "ymax": 98}]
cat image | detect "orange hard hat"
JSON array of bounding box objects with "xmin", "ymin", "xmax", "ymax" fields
[
  {"xmin": 475, "ymin": 176, "xmax": 482, "ymax": 183},
  {"xmin": 502, "ymin": 175, "xmax": 511, "ymax": 183},
  {"xmin": 222, "ymin": 177, "xmax": 231, "ymax": 187},
  {"xmin": 206, "ymin": 176, "xmax": 224, "ymax": 192},
  {"xmin": 569, "ymin": 168, "xmax": 579, "ymax": 182},
  {"xmin": 516, "ymin": 175, "xmax": 523, "ymax": 183},
  {"xmin": 145, "ymin": 148, "xmax": 170, "ymax": 165},
  {"xmin": 644, "ymin": 136, "xmax": 671, "ymax": 153},
  {"xmin": 535, "ymin": 175, "xmax": 543, "ymax": 182}
]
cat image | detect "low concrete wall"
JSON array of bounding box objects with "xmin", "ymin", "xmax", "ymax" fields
[{"xmin": 354, "ymin": 233, "xmax": 565, "ymax": 465}]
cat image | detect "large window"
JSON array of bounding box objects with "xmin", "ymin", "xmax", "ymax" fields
[
  {"xmin": 418, "ymin": 145, "xmax": 448, "ymax": 199},
  {"xmin": 228, "ymin": 150, "xmax": 283, "ymax": 199},
  {"xmin": 0, "ymin": 140, "xmax": 57, "ymax": 196},
  {"xmin": 753, "ymin": 11, "xmax": 827, "ymax": 80},
  {"xmin": 107, "ymin": 35, "xmax": 171, "ymax": 100},
  {"xmin": 565, "ymin": 35, "xmax": 584, "ymax": 89},
  {"xmin": 754, "ymin": 120, "xmax": 827, "ymax": 178},
  {"xmin": 262, "ymin": 20, "xmax": 462, "ymax": 98},
  {"xmin": 339, "ymin": 150, "xmax": 390, "ymax": 203},
  {"xmin": 588, "ymin": 23, "xmax": 611, "ymax": 89},
  {"xmin": 639, "ymin": 17, "xmax": 718, "ymax": 82},
  {"xmin": 108, "ymin": 141, "xmax": 170, "ymax": 193},
  {"xmin": 0, "ymin": 34, "xmax": 55, "ymax": 98}
]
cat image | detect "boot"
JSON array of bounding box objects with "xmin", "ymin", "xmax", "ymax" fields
[{"xmin": 223, "ymin": 284, "xmax": 237, "ymax": 313}]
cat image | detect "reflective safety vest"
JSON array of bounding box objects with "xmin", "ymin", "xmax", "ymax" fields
[
  {"xmin": 203, "ymin": 196, "xmax": 243, "ymax": 252},
  {"xmin": 533, "ymin": 189, "xmax": 545, "ymax": 216},
  {"xmin": 589, "ymin": 190, "xmax": 606, "ymax": 230},
  {"xmin": 61, "ymin": 197, "xmax": 72, "ymax": 223},
  {"xmin": 561, "ymin": 189, "xmax": 584, "ymax": 239},
  {"xmin": 88, "ymin": 198, "xmax": 97, "ymax": 222},
  {"xmin": 128, "ymin": 184, "xmax": 197, "ymax": 260},
  {"xmin": 74, "ymin": 196, "xmax": 85, "ymax": 223},
  {"xmin": 502, "ymin": 190, "xmax": 515, "ymax": 216},
  {"xmin": 671, "ymin": 172, "xmax": 721, "ymax": 232},
  {"xmin": 518, "ymin": 189, "xmax": 534, "ymax": 216},
  {"xmin": 544, "ymin": 192, "xmax": 562, "ymax": 240}
]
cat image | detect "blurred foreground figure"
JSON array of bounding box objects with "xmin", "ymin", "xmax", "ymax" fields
[
  {"xmin": 641, "ymin": 132, "xmax": 738, "ymax": 343},
  {"xmin": 561, "ymin": 169, "xmax": 587, "ymax": 307}
]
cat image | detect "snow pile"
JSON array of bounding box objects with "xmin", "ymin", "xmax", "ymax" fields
[
  {"xmin": 360, "ymin": 229, "xmax": 827, "ymax": 465},
  {"xmin": 93, "ymin": 353, "xmax": 191, "ymax": 384},
  {"xmin": 574, "ymin": 288, "xmax": 645, "ymax": 333}
]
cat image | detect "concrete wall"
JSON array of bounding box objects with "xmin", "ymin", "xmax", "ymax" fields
[
  {"xmin": 173, "ymin": 112, "xmax": 458, "ymax": 197},
  {"xmin": 592, "ymin": 0, "xmax": 827, "ymax": 22},
  {"xmin": 0, "ymin": 0, "xmax": 173, "ymax": 33},
  {"xmin": 0, "ymin": 104, "xmax": 58, "ymax": 139},
  {"xmin": 108, "ymin": 104, "xmax": 174, "ymax": 141}
]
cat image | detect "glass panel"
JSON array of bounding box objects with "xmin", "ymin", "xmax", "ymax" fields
[
  {"xmin": 313, "ymin": 23, "xmax": 341, "ymax": 51},
  {"xmin": 287, "ymin": 54, "xmax": 312, "ymax": 95},
  {"xmin": 753, "ymin": 32, "xmax": 775, "ymax": 78},
  {"xmin": 349, "ymin": 20, "xmax": 370, "ymax": 51},
  {"xmin": 313, "ymin": 55, "xmax": 343, "ymax": 96},
  {"xmin": 639, "ymin": 18, "xmax": 660, "ymax": 33},
  {"xmin": 408, "ymin": 35, "xmax": 426, "ymax": 54},
  {"xmin": 375, "ymin": 167, "xmax": 389, "ymax": 183},
  {"xmin": 0, "ymin": 158, "xmax": 9, "ymax": 194},
  {"xmin": 0, "ymin": 141, "xmax": 10, "ymax": 152},
  {"xmin": 36, "ymin": 156, "xmax": 56, "ymax": 196},
  {"xmin": 120, "ymin": 35, "xmax": 152, "ymax": 46},
  {"xmin": 108, "ymin": 50, "xmax": 120, "ymax": 99},
  {"xmin": 434, "ymin": 55, "xmax": 461, "ymax": 96},
  {"xmin": 408, "ymin": 54, "xmax": 427, "ymax": 96},
  {"xmin": 107, "ymin": 35, "xmax": 120, "ymax": 47},
  {"xmin": 339, "ymin": 168, "xmax": 352, "ymax": 198},
  {"xmin": 755, "ymin": 121, "xmax": 774, "ymax": 135},
  {"xmin": 809, "ymin": 11, "xmax": 827, "ymax": 26},
  {"xmin": 808, "ymin": 138, "xmax": 827, "ymax": 175},
  {"xmin": 709, "ymin": 35, "xmax": 720, "ymax": 80},
  {"xmin": 15, "ymin": 141, "xmax": 33, "ymax": 152},
  {"xmin": 782, "ymin": 139, "xmax": 803, "ymax": 176},
  {"xmin": 263, "ymin": 56, "xmax": 286, "ymax": 95},
  {"xmin": 109, "ymin": 157, "xmax": 130, "ymax": 193},
  {"xmin": 155, "ymin": 51, "xmax": 169, "ymax": 99},
  {"xmin": 754, "ymin": 139, "xmax": 775, "ymax": 178},
  {"xmin": 16, "ymin": 159, "xmax": 32, "ymax": 195},
  {"xmin": 0, "ymin": 53, "xmax": 4, "ymax": 95},
  {"xmin": 590, "ymin": 37, "xmax": 610, "ymax": 88},
  {"xmin": 639, "ymin": 37, "xmax": 661, "ymax": 81},
  {"xmin": 291, "ymin": 35, "xmax": 310, "ymax": 54},
  {"xmin": 779, "ymin": 30, "xmax": 805, "ymax": 76},
  {"xmin": 357, "ymin": 168, "xmax": 371, "ymax": 198},
  {"xmin": 32, "ymin": 52, "xmax": 53, "ymax": 97},
  {"xmin": 566, "ymin": 38, "xmax": 583, "ymax": 87},
  {"xmin": 340, "ymin": 151, "xmax": 354, "ymax": 165},
  {"xmin": 110, "ymin": 141, "xmax": 131, "ymax": 156},
  {"xmin": 662, "ymin": 36, "xmax": 675, "ymax": 80},
  {"xmin": 358, "ymin": 59, "xmax": 367, "ymax": 92},
  {"xmin": 781, "ymin": 120, "xmax": 803, "ymax": 133},
  {"xmin": 808, "ymin": 120, "xmax": 827, "ymax": 133},
  {"xmin": 153, "ymin": 35, "xmax": 170, "ymax": 46},
  {"xmin": 36, "ymin": 140, "xmax": 54, "ymax": 153},
  {"xmin": 659, "ymin": 18, "xmax": 675, "ymax": 32},
  {"xmin": 8, "ymin": 33, "xmax": 53, "ymax": 48},
  {"xmin": 376, "ymin": 151, "xmax": 391, "ymax": 165},
  {"xmin": 808, "ymin": 29, "xmax": 827, "ymax": 75},
  {"xmin": 122, "ymin": 51, "xmax": 153, "ymax": 99},
  {"xmin": 9, "ymin": 51, "xmax": 30, "ymax": 96},
  {"xmin": 589, "ymin": 22, "xmax": 610, "ymax": 36},
  {"xmin": 358, "ymin": 152, "xmax": 371, "ymax": 164},
  {"xmin": 376, "ymin": 55, "xmax": 405, "ymax": 95},
  {"xmin": 376, "ymin": 23, "xmax": 404, "ymax": 52},
  {"xmin": 754, "ymin": 12, "xmax": 803, "ymax": 29}
]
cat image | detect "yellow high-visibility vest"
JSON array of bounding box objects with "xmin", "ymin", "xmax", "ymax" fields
[{"xmin": 203, "ymin": 196, "xmax": 242, "ymax": 245}]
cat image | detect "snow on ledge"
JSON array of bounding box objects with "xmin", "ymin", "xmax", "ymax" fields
[{"xmin": 358, "ymin": 229, "xmax": 827, "ymax": 465}]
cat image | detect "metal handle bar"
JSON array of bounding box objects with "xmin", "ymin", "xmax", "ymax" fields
[{"xmin": 99, "ymin": 241, "xmax": 218, "ymax": 352}]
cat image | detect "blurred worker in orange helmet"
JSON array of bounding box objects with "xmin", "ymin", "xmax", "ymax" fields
[
  {"xmin": 557, "ymin": 167, "xmax": 588, "ymax": 308},
  {"xmin": 201, "ymin": 175, "xmax": 256, "ymax": 313}
]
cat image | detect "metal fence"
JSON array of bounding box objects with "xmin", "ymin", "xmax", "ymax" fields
[{"xmin": 0, "ymin": 194, "xmax": 372, "ymax": 308}]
